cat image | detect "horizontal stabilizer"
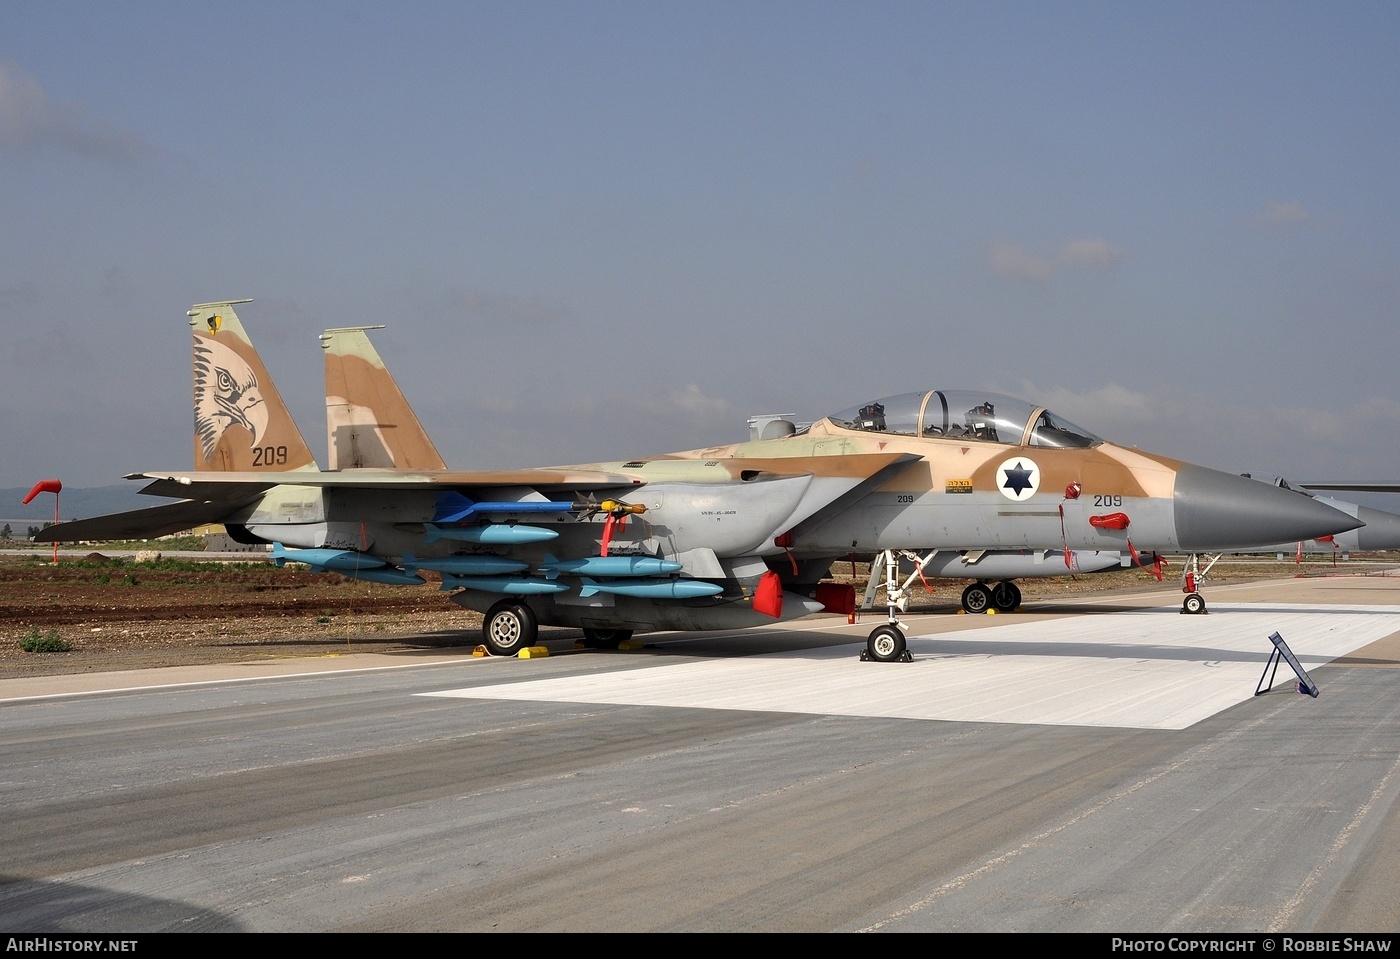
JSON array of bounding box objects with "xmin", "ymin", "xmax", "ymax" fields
[{"xmin": 34, "ymin": 498, "xmax": 256, "ymax": 543}]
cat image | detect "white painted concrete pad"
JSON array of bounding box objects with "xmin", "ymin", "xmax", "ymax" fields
[{"xmin": 421, "ymin": 604, "xmax": 1400, "ymax": 729}]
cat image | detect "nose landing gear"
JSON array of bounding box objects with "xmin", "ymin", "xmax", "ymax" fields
[
  {"xmin": 1180, "ymin": 553, "xmax": 1220, "ymax": 615},
  {"xmin": 865, "ymin": 623, "xmax": 909, "ymax": 662},
  {"xmin": 860, "ymin": 549, "xmax": 915, "ymax": 662}
]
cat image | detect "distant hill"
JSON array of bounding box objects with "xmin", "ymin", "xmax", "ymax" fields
[{"xmin": 0, "ymin": 484, "xmax": 153, "ymax": 529}]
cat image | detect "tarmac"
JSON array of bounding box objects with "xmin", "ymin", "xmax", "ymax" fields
[{"xmin": 3, "ymin": 571, "xmax": 1399, "ymax": 931}]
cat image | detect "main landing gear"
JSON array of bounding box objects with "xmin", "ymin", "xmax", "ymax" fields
[
  {"xmin": 482, "ymin": 598, "xmax": 539, "ymax": 656},
  {"xmin": 580, "ymin": 627, "xmax": 633, "ymax": 650},
  {"xmin": 961, "ymin": 580, "xmax": 1021, "ymax": 614}
]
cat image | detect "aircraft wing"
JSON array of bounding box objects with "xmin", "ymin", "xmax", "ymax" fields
[
  {"xmin": 43, "ymin": 453, "xmax": 917, "ymax": 545},
  {"xmin": 127, "ymin": 467, "xmax": 647, "ymax": 501},
  {"xmin": 37, "ymin": 467, "xmax": 646, "ymax": 543},
  {"xmin": 126, "ymin": 454, "xmax": 921, "ymax": 501},
  {"xmin": 32, "ymin": 497, "xmax": 265, "ymax": 543}
]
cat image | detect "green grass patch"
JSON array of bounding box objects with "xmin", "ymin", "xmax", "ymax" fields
[{"xmin": 19, "ymin": 629, "xmax": 72, "ymax": 653}]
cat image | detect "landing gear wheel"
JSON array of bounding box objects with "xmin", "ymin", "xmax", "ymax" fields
[
  {"xmin": 962, "ymin": 582, "xmax": 992, "ymax": 614},
  {"xmin": 866, "ymin": 624, "xmax": 907, "ymax": 663},
  {"xmin": 482, "ymin": 599, "xmax": 538, "ymax": 656},
  {"xmin": 581, "ymin": 627, "xmax": 633, "ymax": 650},
  {"xmin": 991, "ymin": 581, "xmax": 1021, "ymax": 612},
  {"xmin": 1182, "ymin": 592, "xmax": 1206, "ymax": 615}
]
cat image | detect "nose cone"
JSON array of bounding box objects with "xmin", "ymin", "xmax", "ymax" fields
[
  {"xmin": 1174, "ymin": 466, "xmax": 1363, "ymax": 551},
  {"xmin": 1355, "ymin": 505, "xmax": 1400, "ymax": 551}
]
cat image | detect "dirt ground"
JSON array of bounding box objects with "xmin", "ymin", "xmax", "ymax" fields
[{"xmin": 0, "ymin": 551, "xmax": 1384, "ymax": 679}]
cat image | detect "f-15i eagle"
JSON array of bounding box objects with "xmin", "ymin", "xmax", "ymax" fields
[
  {"xmin": 321, "ymin": 323, "xmax": 1165, "ymax": 619},
  {"xmin": 39, "ymin": 300, "xmax": 1362, "ymax": 662},
  {"xmin": 322, "ymin": 324, "xmax": 1400, "ymax": 625}
]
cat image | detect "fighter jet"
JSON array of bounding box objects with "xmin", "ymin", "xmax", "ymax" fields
[
  {"xmin": 38, "ymin": 300, "xmax": 1363, "ymax": 662},
  {"xmin": 325, "ymin": 325, "xmax": 1159, "ymax": 618}
]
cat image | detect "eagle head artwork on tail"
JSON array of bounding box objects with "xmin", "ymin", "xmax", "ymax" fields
[
  {"xmin": 193, "ymin": 335, "xmax": 268, "ymax": 460},
  {"xmin": 187, "ymin": 300, "xmax": 318, "ymax": 472}
]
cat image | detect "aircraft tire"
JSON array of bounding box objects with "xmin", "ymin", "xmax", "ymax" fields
[
  {"xmin": 581, "ymin": 627, "xmax": 633, "ymax": 649},
  {"xmin": 1182, "ymin": 592, "xmax": 1206, "ymax": 615},
  {"xmin": 483, "ymin": 599, "xmax": 538, "ymax": 656},
  {"xmin": 962, "ymin": 582, "xmax": 993, "ymax": 614},
  {"xmin": 992, "ymin": 581, "xmax": 1021, "ymax": 612},
  {"xmin": 867, "ymin": 625, "xmax": 907, "ymax": 663}
]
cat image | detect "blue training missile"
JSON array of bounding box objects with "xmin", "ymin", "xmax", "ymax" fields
[
  {"xmin": 439, "ymin": 574, "xmax": 570, "ymax": 595},
  {"xmin": 402, "ymin": 552, "xmax": 530, "ymax": 575},
  {"xmin": 271, "ymin": 543, "xmax": 386, "ymax": 572},
  {"xmin": 578, "ymin": 577, "xmax": 724, "ymax": 599},
  {"xmin": 538, "ymin": 555, "xmax": 684, "ymax": 578},
  {"xmin": 423, "ymin": 523, "xmax": 559, "ymax": 545},
  {"xmin": 433, "ymin": 490, "xmax": 574, "ymax": 524}
]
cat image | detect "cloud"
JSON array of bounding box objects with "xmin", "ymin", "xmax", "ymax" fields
[
  {"xmin": 1017, "ymin": 382, "xmax": 1156, "ymax": 428},
  {"xmin": 990, "ymin": 240, "xmax": 1054, "ymax": 281},
  {"xmin": 1058, "ymin": 239, "xmax": 1122, "ymax": 268},
  {"xmin": 990, "ymin": 237, "xmax": 1125, "ymax": 281},
  {"xmin": 1005, "ymin": 380, "xmax": 1400, "ymax": 478},
  {"xmin": 0, "ymin": 59, "xmax": 157, "ymax": 164},
  {"xmin": 663, "ymin": 383, "xmax": 734, "ymax": 418},
  {"xmin": 1252, "ymin": 199, "xmax": 1312, "ymax": 229}
]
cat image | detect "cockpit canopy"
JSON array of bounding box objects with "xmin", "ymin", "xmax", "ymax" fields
[{"xmin": 827, "ymin": 391, "xmax": 1102, "ymax": 449}]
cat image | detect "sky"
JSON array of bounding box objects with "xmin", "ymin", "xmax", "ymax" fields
[{"xmin": 2, "ymin": 1, "xmax": 1399, "ymax": 498}]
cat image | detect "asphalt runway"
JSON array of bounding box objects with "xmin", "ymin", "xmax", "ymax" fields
[{"xmin": 2, "ymin": 574, "xmax": 1399, "ymax": 932}]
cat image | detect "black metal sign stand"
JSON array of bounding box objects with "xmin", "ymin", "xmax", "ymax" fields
[{"xmin": 1256, "ymin": 631, "xmax": 1319, "ymax": 697}]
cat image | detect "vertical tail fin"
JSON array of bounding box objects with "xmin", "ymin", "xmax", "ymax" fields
[
  {"xmin": 320, "ymin": 326, "xmax": 447, "ymax": 470},
  {"xmin": 188, "ymin": 300, "xmax": 318, "ymax": 472}
]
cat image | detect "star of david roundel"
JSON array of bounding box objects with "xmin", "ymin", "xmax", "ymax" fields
[{"xmin": 996, "ymin": 457, "xmax": 1041, "ymax": 502}]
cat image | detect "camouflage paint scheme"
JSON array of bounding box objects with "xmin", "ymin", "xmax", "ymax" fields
[
  {"xmin": 189, "ymin": 301, "xmax": 317, "ymax": 474},
  {"xmin": 322, "ymin": 325, "xmax": 446, "ymax": 471},
  {"xmin": 40, "ymin": 300, "xmax": 1363, "ymax": 654},
  {"xmin": 320, "ymin": 332, "xmax": 1158, "ymax": 613}
]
